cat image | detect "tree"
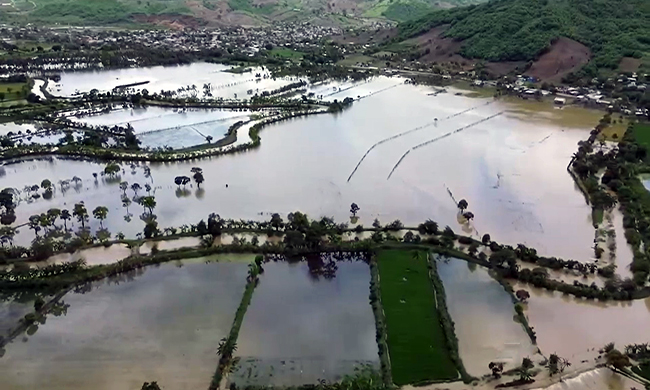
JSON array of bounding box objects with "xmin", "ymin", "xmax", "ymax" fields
[
  {"xmin": 516, "ymin": 289, "xmax": 531, "ymax": 302},
  {"xmin": 104, "ymin": 163, "xmax": 120, "ymax": 177},
  {"xmin": 131, "ymin": 182, "xmax": 142, "ymax": 195},
  {"xmin": 144, "ymin": 184, "xmax": 151, "ymax": 194},
  {"xmin": 519, "ymin": 357, "xmax": 534, "ymax": 382},
  {"xmin": 60, "ymin": 209, "xmax": 71, "ymax": 230},
  {"xmin": 372, "ymin": 219, "xmax": 382, "ymax": 229},
  {"xmin": 193, "ymin": 172, "xmax": 204, "ymax": 188},
  {"xmin": 489, "ymin": 362, "xmax": 504, "ymax": 379},
  {"xmin": 40, "ymin": 179, "xmax": 52, "ymax": 190},
  {"xmin": 482, "ymin": 233, "xmax": 491, "ymax": 245},
  {"xmin": 73, "ymin": 203, "xmax": 89, "ymax": 228},
  {"xmin": 144, "ymin": 220, "xmax": 159, "ymax": 238},
  {"xmin": 350, "ymin": 203, "xmax": 360, "ymax": 216},
  {"xmin": 47, "ymin": 208, "xmax": 61, "ymax": 226},
  {"xmin": 119, "ymin": 181, "xmax": 129, "ymax": 194},
  {"xmin": 418, "ymin": 219, "xmax": 439, "ymax": 235},
  {"xmin": 28, "ymin": 215, "xmax": 41, "ymax": 236},
  {"xmin": 462, "ymin": 212, "xmax": 475, "ymax": 221},
  {"xmin": 547, "ymin": 354, "xmax": 570, "ymax": 378},
  {"xmin": 141, "ymin": 382, "xmax": 162, "ymax": 390},
  {"xmin": 191, "ymin": 167, "xmax": 202, "ymax": 174},
  {"xmin": 604, "ymin": 344, "xmax": 631, "ymax": 371},
  {"xmin": 270, "ymin": 213, "xmax": 284, "ymax": 231},
  {"xmin": 93, "ymin": 206, "xmax": 109, "ymax": 228},
  {"xmin": 458, "ymin": 199, "xmax": 468, "ymax": 212},
  {"xmin": 141, "ymin": 196, "xmax": 156, "ymax": 213}
]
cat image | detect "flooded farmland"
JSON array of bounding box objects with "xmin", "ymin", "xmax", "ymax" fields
[
  {"xmin": 0, "ymin": 260, "xmax": 249, "ymax": 390},
  {"xmin": 514, "ymin": 282, "xmax": 650, "ymax": 362},
  {"xmin": 533, "ymin": 367, "xmax": 640, "ymax": 390},
  {"xmin": 231, "ymin": 259, "xmax": 378, "ymax": 386},
  {"xmin": 437, "ymin": 257, "xmax": 537, "ymax": 376},
  {"xmin": 2, "ymin": 73, "xmax": 608, "ymax": 262}
]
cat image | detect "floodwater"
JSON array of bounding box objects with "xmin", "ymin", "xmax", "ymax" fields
[
  {"xmin": 0, "ymin": 260, "xmax": 249, "ymax": 390},
  {"xmin": 0, "ymin": 294, "xmax": 36, "ymax": 337},
  {"xmin": 514, "ymin": 282, "xmax": 650, "ymax": 363},
  {"xmin": 231, "ymin": 260, "xmax": 378, "ymax": 386},
  {"xmin": 72, "ymin": 106, "xmax": 252, "ymax": 149},
  {"xmin": 533, "ymin": 367, "xmax": 641, "ymax": 390},
  {"xmin": 436, "ymin": 257, "xmax": 537, "ymax": 376},
  {"xmin": 48, "ymin": 62, "xmax": 301, "ymax": 99},
  {"xmin": 1, "ymin": 74, "xmax": 608, "ymax": 262}
]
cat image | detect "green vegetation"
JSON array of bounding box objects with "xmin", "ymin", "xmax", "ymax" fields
[
  {"xmin": 227, "ymin": 0, "xmax": 276, "ymax": 15},
  {"xmin": 399, "ymin": 0, "xmax": 650, "ymax": 74},
  {"xmin": 268, "ymin": 47, "xmax": 304, "ymax": 60},
  {"xmin": 632, "ymin": 124, "xmax": 650, "ymax": 150},
  {"xmin": 376, "ymin": 249, "xmax": 458, "ymax": 385},
  {"xmin": 210, "ymin": 259, "xmax": 263, "ymax": 390},
  {"xmin": 632, "ymin": 362, "xmax": 650, "ymax": 381},
  {"xmin": 0, "ymin": 82, "xmax": 30, "ymax": 102},
  {"xmin": 5, "ymin": 0, "xmax": 192, "ymax": 25}
]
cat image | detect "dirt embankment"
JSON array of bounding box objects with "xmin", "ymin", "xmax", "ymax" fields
[
  {"xmin": 133, "ymin": 13, "xmax": 207, "ymax": 29},
  {"xmin": 525, "ymin": 37, "xmax": 591, "ymax": 83}
]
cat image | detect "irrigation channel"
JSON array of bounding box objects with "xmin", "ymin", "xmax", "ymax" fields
[
  {"xmin": 347, "ymin": 100, "xmax": 496, "ymax": 182},
  {"xmin": 387, "ymin": 111, "xmax": 504, "ymax": 179}
]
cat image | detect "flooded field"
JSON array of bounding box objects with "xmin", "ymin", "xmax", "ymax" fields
[
  {"xmin": 437, "ymin": 257, "xmax": 537, "ymax": 376},
  {"xmin": 231, "ymin": 260, "xmax": 378, "ymax": 386},
  {"xmin": 0, "ymin": 293, "xmax": 37, "ymax": 337},
  {"xmin": 73, "ymin": 106, "xmax": 252, "ymax": 149},
  {"xmin": 533, "ymin": 368, "xmax": 640, "ymax": 390},
  {"xmin": 515, "ymin": 282, "xmax": 650, "ymax": 362},
  {"xmin": 0, "ymin": 260, "xmax": 249, "ymax": 390},
  {"xmin": 48, "ymin": 62, "xmax": 302, "ymax": 99},
  {"xmin": 1, "ymin": 74, "xmax": 607, "ymax": 262}
]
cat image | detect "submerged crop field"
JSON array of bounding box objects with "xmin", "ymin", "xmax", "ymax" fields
[{"xmin": 376, "ymin": 249, "xmax": 457, "ymax": 385}]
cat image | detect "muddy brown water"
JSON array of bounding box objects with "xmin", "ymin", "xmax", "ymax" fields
[
  {"xmin": 2, "ymin": 76, "xmax": 606, "ymax": 265},
  {"xmin": 437, "ymin": 257, "xmax": 538, "ymax": 376},
  {"xmin": 230, "ymin": 260, "xmax": 378, "ymax": 386},
  {"xmin": 0, "ymin": 260, "xmax": 249, "ymax": 390},
  {"xmin": 512, "ymin": 282, "xmax": 650, "ymax": 363}
]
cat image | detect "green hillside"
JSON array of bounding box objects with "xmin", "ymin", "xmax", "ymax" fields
[
  {"xmin": 0, "ymin": 0, "xmax": 488, "ymax": 26},
  {"xmin": 399, "ymin": 0, "xmax": 650, "ymax": 71}
]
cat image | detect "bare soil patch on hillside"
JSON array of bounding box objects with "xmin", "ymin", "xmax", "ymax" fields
[
  {"xmin": 619, "ymin": 57, "xmax": 642, "ymax": 73},
  {"xmin": 525, "ymin": 37, "xmax": 591, "ymax": 83},
  {"xmin": 408, "ymin": 25, "xmax": 471, "ymax": 66}
]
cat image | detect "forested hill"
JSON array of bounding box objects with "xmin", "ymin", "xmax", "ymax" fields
[{"xmin": 398, "ymin": 0, "xmax": 650, "ymax": 72}]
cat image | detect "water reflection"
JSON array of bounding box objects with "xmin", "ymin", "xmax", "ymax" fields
[
  {"xmin": 513, "ymin": 282, "xmax": 650, "ymax": 363},
  {"xmin": 437, "ymin": 257, "xmax": 538, "ymax": 376},
  {"xmin": 2, "ymin": 78, "xmax": 608, "ymax": 262},
  {"xmin": 0, "ymin": 261, "xmax": 249, "ymax": 390},
  {"xmin": 231, "ymin": 259, "xmax": 378, "ymax": 386}
]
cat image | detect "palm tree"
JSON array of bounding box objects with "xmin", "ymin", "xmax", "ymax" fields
[
  {"xmin": 458, "ymin": 199, "xmax": 468, "ymax": 212},
  {"xmin": 73, "ymin": 203, "xmax": 89, "ymax": 228},
  {"xmin": 93, "ymin": 206, "xmax": 109, "ymax": 228},
  {"xmin": 119, "ymin": 181, "xmax": 129, "ymax": 194},
  {"xmin": 193, "ymin": 172, "xmax": 204, "ymax": 188},
  {"xmin": 47, "ymin": 208, "xmax": 61, "ymax": 227},
  {"xmin": 131, "ymin": 183, "xmax": 141, "ymax": 196},
  {"xmin": 60, "ymin": 209, "xmax": 71, "ymax": 230},
  {"xmin": 141, "ymin": 196, "xmax": 156, "ymax": 213}
]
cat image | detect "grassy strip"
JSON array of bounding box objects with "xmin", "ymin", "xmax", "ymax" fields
[
  {"xmin": 377, "ymin": 249, "xmax": 458, "ymax": 385},
  {"xmin": 368, "ymin": 255, "xmax": 393, "ymax": 386},
  {"xmin": 209, "ymin": 262, "xmax": 261, "ymax": 390},
  {"xmin": 632, "ymin": 363, "xmax": 650, "ymax": 381},
  {"xmin": 426, "ymin": 254, "xmax": 474, "ymax": 383}
]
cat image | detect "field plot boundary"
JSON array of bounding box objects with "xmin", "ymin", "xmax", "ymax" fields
[{"xmin": 376, "ymin": 249, "xmax": 459, "ymax": 385}]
